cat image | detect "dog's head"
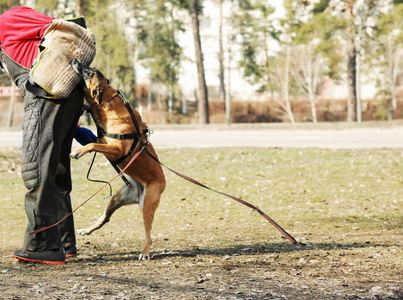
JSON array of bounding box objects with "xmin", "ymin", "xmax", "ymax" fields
[{"xmin": 71, "ymin": 58, "xmax": 110, "ymax": 106}]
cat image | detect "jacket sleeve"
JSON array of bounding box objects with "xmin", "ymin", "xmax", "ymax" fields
[{"xmin": 0, "ymin": 7, "xmax": 54, "ymax": 68}]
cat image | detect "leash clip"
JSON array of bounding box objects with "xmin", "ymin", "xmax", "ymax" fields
[
  {"xmin": 118, "ymin": 89, "xmax": 130, "ymax": 105},
  {"xmin": 146, "ymin": 127, "xmax": 153, "ymax": 143}
]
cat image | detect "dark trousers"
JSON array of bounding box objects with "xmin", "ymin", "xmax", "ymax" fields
[{"xmin": 1, "ymin": 49, "xmax": 83, "ymax": 251}]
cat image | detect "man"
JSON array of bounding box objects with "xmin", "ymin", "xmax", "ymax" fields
[{"xmin": 0, "ymin": 7, "xmax": 92, "ymax": 265}]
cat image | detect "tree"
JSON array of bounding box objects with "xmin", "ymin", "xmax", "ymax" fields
[
  {"xmin": 369, "ymin": 3, "xmax": 403, "ymax": 119},
  {"xmin": 284, "ymin": 4, "xmax": 343, "ymax": 123},
  {"xmin": 35, "ymin": 0, "xmax": 74, "ymax": 18},
  {"xmin": 85, "ymin": 0, "xmax": 135, "ymax": 103},
  {"xmin": 275, "ymin": 1, "xmax": 315, "ymax": 123},
  {"xmin": 218, "ymin": 0, "xmax": 227, "ymax": 124},
  {"xmin": 130, "ymin": 0, "xmax": 185, "ymax": 118},
  {"xmin": 237, "ymin": 1, "xmax": 298, "ymax": 121},
  {"xmin": 189, "ymin": 0, "xmax": 209, "ymax": 124},
  {"xmin": 291, "ymin": 42, "xmax": 325, "ymax": 123},
  {"xmin": 271, "ymin": 43, "xmax": 295, "ymax": 123},
  {"xmin": 327, "ymin": 0, "xmax": 386, "ymax": 122},
  {"xmin": 236, "ymin": 0, "xmax": 277, "ymax": 90},
  {"xmin": 0, "ymin": 0, "xmax": 21, "ymax": 13},
  {"xmin": 345, "ymin": 1, "xmax": 358, "ymax": 122},
  {"xmin": 34, "ymin": 0, "xmax": 58, "ymax": 16},
  {"xmin": 225, "ymin": 0, "xmax": 238, "ymax": 126},
  {"xmin": 77, "ymin": 0, "xmax": 84, "ymax": 16}
]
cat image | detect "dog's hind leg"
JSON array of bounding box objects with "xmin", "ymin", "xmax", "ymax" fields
[
  {"xmin": 77, "ymin": 177, "xmax": 144, "ymax": 235},
  {"xmin": 138, "ymin": 182, "xmax": 163, "ymax": 260}
]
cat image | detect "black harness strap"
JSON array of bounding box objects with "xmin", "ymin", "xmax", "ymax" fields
[
  {"xmin": 99, "ymin": 130, "xmax": 139, "ymax": 141},
  {"xmin": 107, "ymin": 91, "xmax": 144, "ymax": 165},
  {"xmin": 94, "ymin": 89, "xmax": 145, "ymax": 185},
  {"xmin": 109, "ymin": 158, "xmax": 132, "ymax": 187},
  {"xmin": 97, "ymin": 124, "xmax": 140, "ymax": 166}
]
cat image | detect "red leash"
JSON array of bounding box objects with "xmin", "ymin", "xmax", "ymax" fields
[
  {"xmin": 29, "ymin": 143, "xmax": 148, "ymax": 236},
  {"xmin": 144, "ymin": 147, "xmax": 298, "ymax": 245},
  {"xmin": 31, "ymin": 141, "xmax": 298, "ymax": 245}
]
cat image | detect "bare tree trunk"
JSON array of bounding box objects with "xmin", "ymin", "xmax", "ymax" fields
[
  {"xmin": 8, "ymin": 82, "xmax": 15, "ymax": 128},
  {"xmin": 225, "ymin": 0, "xmax": 235, "ymax": 126},
  {"xmin": 387, "ymin": 33, "xmax": 397, "ymax": 120},
  {"xmin": 346, "ymin": 3, "xmax": 357, "ymax": 122},
  {"xmin": 226, "ymin": 36, "xmax": 232, "ymax": 126},
  {"xmin": 355, "ymin": 18, "xmax": 363, "ymax": 124},
  {"xmin": 218, "ymin": 0, "xmax": 227, "ymax": 107},
  {"xmin": 347, "ymin": 37, "xmax": 357, "ymax": 122},
  {"xmin": 292, "ymin": 43, "xmax": 322, "ymax": 123},
  {"xmin": 309, "ymin": 94, "xmax": 318, "ymax": 123},
  {"xmin": 307, "ymin": 48, "xmax": 318, "ymax": 124},
  {"xmin": 284, "ymin": 44, "xmax": 294, "ymax": 123},
  {"xmin": 273, "ymin": 44, "xmax": 295, "ymax": 123},
  {"xmin": 189, "ymin": 0, "xmax": 209, "ymax": 124},
  {"xmin": 77, "ymin": 0, "xmax": 84, "ymax": 16},
  {"xmin": 388, "ymin": 41, "xmax": 397, "ymax": 112}
]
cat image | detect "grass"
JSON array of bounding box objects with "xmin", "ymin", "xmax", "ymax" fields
[{"xmin": 0, "ymin": 146, "xmax": 402, "ymax": 299}]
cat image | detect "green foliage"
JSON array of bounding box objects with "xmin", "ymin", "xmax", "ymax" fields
[
  {"xmin": 313, "ymin": 0, "xmax": 331, "ymax": 14},
  {"xmin": 239, "ymin": 42, "xmax": 264, "ymax": 83},
  {"xmin": 293, "ymin": 12, "xmax": 344, "ymax": 79},
  {"xmin": 283, "ymin": 0, "xmax": 310, "ymax": 27},
  {"xmin": 364, "ymin": 3, "xmax": 403, "ymax": 113},
  {"xmin": 34, "ymin": 0, "xmax": 59, "ymax": 16},
  {"xmin": 3, "ymin": 0, "xmax": 403, "ymax": 121},
  {"xmin": 84, "ymin": 0, "xmax": 136, "ymax": 103},
  {"xmin": 236, "ymin": 0, "xmax": 278, "ymax": 86},
  {"xmin": 132, "ymin": 0, "xmax": 184, "ymax": 92},
  {"xmin": 0, "ymin": 0, "xmax": 19, "ymax": 14},
  {"xmin": 371, "ymin": 100, "xmax": 390, "ymax": 121},
  {"xmin": 375, "ymin": 4, "xmax": 403, "ymax": 44}
]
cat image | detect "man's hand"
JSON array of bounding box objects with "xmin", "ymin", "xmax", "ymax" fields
[{"xmin": 74, "ymin": 126, "xmax": 97, "ymax": 145}]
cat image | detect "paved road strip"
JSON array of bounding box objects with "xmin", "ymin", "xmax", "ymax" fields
[{"xmin": 1, "ymin": 127, "xmax": 403, "ymax": 149}]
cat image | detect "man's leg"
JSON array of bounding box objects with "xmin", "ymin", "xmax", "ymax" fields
[
  {"xmin": 1, "ymin": 50, "xmax": 83, "ymax": 263},
  {"xmin": 22, "ymin": 87, "xmax": 83, "ymax": 252},
  {"xmin": 56, "ymin": 87, "xmax": 84, "ymax": 253}
]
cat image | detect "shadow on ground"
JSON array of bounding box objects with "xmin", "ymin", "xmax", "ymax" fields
[{"xmin": 66, "ymin": 241, "xmax": 400, "ymax": 264}]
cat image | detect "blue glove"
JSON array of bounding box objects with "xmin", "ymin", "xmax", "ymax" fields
[{"xmin": 74, "ymin": 126, "xmax": 97, "ymax": 145}]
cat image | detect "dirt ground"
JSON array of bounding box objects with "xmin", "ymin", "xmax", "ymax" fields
[
  {"xmin": 1, "ymin": 241, "xmax": 402, "ymax": 300},
  {"xmin": 0, "ymin": 147, "xmax": 402, "ymax": 300}
]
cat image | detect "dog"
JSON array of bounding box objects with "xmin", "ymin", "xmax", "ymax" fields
[{"xmin": 70, "ymin": 59, "xmax": 166, "ymax": 260}]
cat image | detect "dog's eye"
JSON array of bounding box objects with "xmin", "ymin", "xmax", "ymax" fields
[{"xmin": 106, "ymin": 79, "xmax": 110, "ymax": 84}]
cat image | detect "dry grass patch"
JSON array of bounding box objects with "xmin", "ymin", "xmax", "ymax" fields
[{"xmin": 0, "ymin": 147, "xmax": 401, "ymax": 299}]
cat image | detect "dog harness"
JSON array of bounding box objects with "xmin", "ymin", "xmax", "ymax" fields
[{"xmin": 93, "ymin": 90, "xmax": 149, "ymax": 187}]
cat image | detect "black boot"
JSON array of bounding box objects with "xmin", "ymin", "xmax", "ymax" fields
[{"xmin": 12, "ymin": 248, "xmax": 65, "ymax": 265}]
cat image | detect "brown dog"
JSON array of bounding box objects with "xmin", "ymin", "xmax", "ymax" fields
[{"xmin": 70, "ymin": 59, "xmax": 166, "ymax": 260}]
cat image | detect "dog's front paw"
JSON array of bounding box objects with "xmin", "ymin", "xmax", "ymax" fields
[
  {"xmin": 77, "ymin": 228, "xmax": 91, "ymax": 236},
  {"xmin": 70, "ymin": 146, "xmax": 89, "ymax": 159},
  {"xmin": 70, "ymin": 151, "xmax": 80, "ymax": 159}
]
